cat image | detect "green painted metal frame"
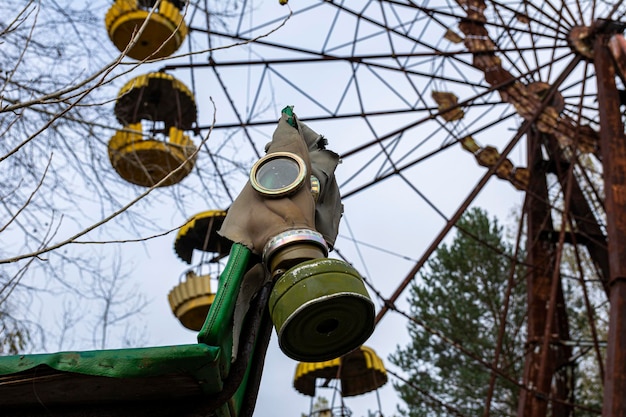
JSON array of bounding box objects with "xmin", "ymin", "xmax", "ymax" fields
[{"xmin": 0, "ymin": 243, "xmax": 260, "ymax": 417}]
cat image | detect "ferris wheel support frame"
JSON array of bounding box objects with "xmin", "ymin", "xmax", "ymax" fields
[{"xmin": 595, "ymin": 33, "xmax": 626, "ymax": 417}]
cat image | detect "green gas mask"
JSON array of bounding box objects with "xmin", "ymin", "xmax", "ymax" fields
[{"xmin": 219, "ymin": 106, "xmax": 374, "ymax": 362}]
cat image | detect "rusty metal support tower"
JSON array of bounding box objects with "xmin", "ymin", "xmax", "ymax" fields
[
  {"xmin": 596, "ymin": 33, "xmax": 626, "ymax": 417},
  {"xmin": 517, "ymin": 21, "xmax": 626, "ymax": 417}
]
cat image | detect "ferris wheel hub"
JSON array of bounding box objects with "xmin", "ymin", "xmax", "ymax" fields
[
  {"xmin": 569, "ymin": 20, "xmax": 626, "ymax": 61},
  {"xmin": 569, "ymin": 26, "xmax": 595, "ymax": 61}
]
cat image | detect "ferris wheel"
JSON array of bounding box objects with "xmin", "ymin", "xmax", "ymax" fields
[
  {"xmin": 2, "ymin": 1, "xmax": 625, "ymax": 416},
  {"xmin": 136, "ymin": 1, "xmax": 623, "ymax": 416}
]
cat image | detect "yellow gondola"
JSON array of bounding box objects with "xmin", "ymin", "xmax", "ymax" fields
[
  {"xmin": 293, "ymin": 345, "xmax": 388, "ymax": 397},
  {"xmin": 169, "ymin": 210, "xmax": 233, "ymax": 331},
  {"xmin": 108, "ymin": 123, "xmax": 196, "ymax": 187},
  {"xmin": 174, "ymin": 210, "xmax": 233, "ymax": 264},
  {"xmin": 168, "ymin": 270, "xmax": 216, "ymax": 331},
  {"xmin": 105, "ymin": 0, "xmax": 188, "ymax": 60},
  {"xmin": 114, "ymin": 72, "xmax": 197, "ymax": 130}
]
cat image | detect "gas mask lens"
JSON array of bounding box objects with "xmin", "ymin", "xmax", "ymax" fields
[{"xmin": 250, "ymin": 152, "xmax": 307, "ymax": 197}]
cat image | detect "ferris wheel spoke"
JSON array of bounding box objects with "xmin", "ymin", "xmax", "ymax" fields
[
  {"xmin": 490, "ymin": 0, "xmax": 573, "ymax": 35},
  {"xmin": 491, "ymin": 5, "xmax": 540, "ymax": 79}
]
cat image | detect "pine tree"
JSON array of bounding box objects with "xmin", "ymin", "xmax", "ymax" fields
[{"xmin": 390, "ymin": 207, "xmax": 526, "ymax": 417}]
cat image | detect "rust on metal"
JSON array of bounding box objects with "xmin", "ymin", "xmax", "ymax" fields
[
  {"xmin": 431, "ymin": 91, "xmax": 465, "ymax": 121},
  {"xmin": 596, "ymin": 34, "xmax": 626, "ymax": 417},
  {"xmin": 515, "ymin": 12, "xmax": 530, "ymax": 24},
  {"xmin": 569, "ymin": 26, "xmax": 595, "ymax": 61},
  {"xmin": 454, "ymin": 2, "xmax": 605, "ymax": 416},
  {"xmin": 456, "ymin": 0, "xmax": 487, "ymax": 22},
  {"xmin": 544, "ymin": 137, "xmax": 609, "ymax": 293},
  {"xmin": 609, "ymin": 34, "xmax": 626, "ymax": 86},
  {"xmin": 455, "ymin": 1, "xmax": 600, "ymax": 158},
  {"xmin": 510, "ymin": 167, "xmax": 529, "ymax": 191},
  {"xmin": 460, "ymin": 136, "xmax": 481, "ymax": 153},
  {"xmin": 458, "ymin": 137, "xmax": 527, "ymax": 189},
  {"xmin": 443, "ymin": 28, "xmax": 463, "ymax": 44},
  {"xmin": 517, "ymin": 129, "xmax": 558, "ymax": 417}
]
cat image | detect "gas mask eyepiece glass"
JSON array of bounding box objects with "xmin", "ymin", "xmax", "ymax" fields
[{"xmin": 250, "ymin": 152, "xmax": 308, "ymax": 197}]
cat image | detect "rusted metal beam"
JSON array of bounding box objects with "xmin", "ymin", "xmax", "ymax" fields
[
  {"xmin": 544, "ymin": 138, "xmax": 609, "ymax": 295},
  {"xmin": 551, "ymin": 285, "xmax": 573, "ymax": 417},
  {"xmin": 517, "ymin": 128, "xmax": 557, "ymax": 417},
  {"xmin": 534, "ymin": 152, "xmax": 574, "ymax": 415},
  {"xmin": 595, "ymin": 34, "xmax": 626, "ymax": 417}
]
